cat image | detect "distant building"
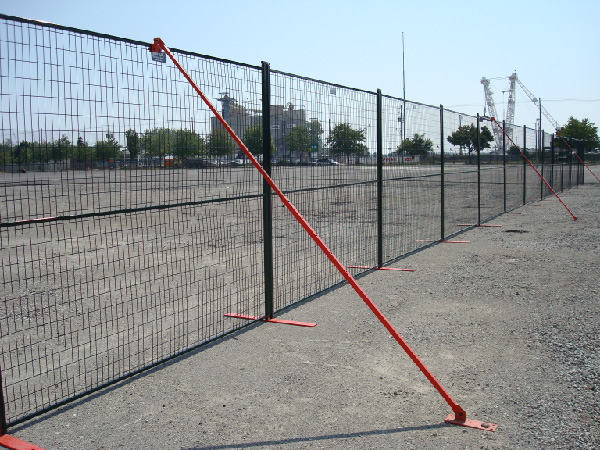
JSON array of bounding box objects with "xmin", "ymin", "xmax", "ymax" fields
[
  {"xmin": 210, "ymin": 95, "xmax": 307, "ymax": 158},
  {"xmin": 210, "ymin": 93, "xmax": 261, "ymax": 141},
  {"xmin": 270, "ymin": 103, "xmax": 306, "ymax": 158}
]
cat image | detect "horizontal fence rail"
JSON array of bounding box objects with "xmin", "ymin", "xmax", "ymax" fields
[{"xmin": 0, "ymin": 13, "xmax": 585, "ymax": 428}]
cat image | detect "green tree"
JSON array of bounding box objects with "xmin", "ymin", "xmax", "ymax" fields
[
  {"xmin": 172, "ymin": 129, "xmax": 204, "ymax": 160},
  {"xmin": 51, "ymin": 135, "xmax": 71, "ymax": 162},
  {"xmin": 396, "ymin": 133, "xmax": 433, "ymax": 156},
  {"xmin": 285, "ymin": 125, "xmax": 312, "ymax": 158},
  {"xmin": 508, "ymin": 145, "xmax": 520, "ymax": 157},
  {"xmin": 125, "ymin": 129, "xmax": 141, "ymax": 160},
  {"xmin": 30, "ymin": 141, "xmax": 52, "ymax": 163},
  {"xmin": 141, "ymin": 127, "xmax": 174, "ymax": 158},
  {"xmin": 206, "ymin": 130, "xmax": 236, "ymax": 157},
  {"xmin": 242, "ymin": 125, "xmax": 276, "ymax": 156},
  {"xmin": 555, "ymin": 117, "xmax": 600, "ymax": 153},
  {"xmin": 447, "ymin": 124, "xmax": 494, "ymax": 163},
  {"xmin": 0, "ymin": 139, "xmax": 13, "ymax": 165},
  {"xmin": 73, "ymin": 136, "xmax": 92, "ymax": 162},
  {"xmin": 307, "ymin": 119, "xmax": 324, "ymax": 153},
  {"xmin": 13, "ymin": 141, "xmax": 31, "ymax": 164},
  {"xmin": 507, "ymin": 144, "xmax": 529, "ymax": 159},
  {"xmin": 327, "ymin": 123, "xmax": 368, "ymax": 156},
  {"xmin": 94, "ymin": 135, "xmax": 121, "ymax": 162}
]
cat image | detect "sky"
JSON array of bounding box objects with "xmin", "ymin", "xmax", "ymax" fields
[{"xmin": 1, "ymin": 0, "xmax": 599, "ymax": 133}]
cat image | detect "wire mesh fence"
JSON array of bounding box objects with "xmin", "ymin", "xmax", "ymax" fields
[
  {"xmin": 267, "ymin": 73, "xmax": 379, "ymax": 310},
  {"xmin": 0, "ymin": 14, "xmax": 585, "ymax": 428},
  {"xmin": 382, "ymin": 98, "xmax": 442, "ymax": 255},
  {"xmin": 442, "ymin": 112, "xmax": 479, "ymax": 233},
  {"xmin": 0, "ymin": 14, "xmax": 267, "ymax": 427}
]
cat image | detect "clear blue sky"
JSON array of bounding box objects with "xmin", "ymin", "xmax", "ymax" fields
[{"xmin": 1, "ymin": 0, "xmax": 599, "ymax": 132}]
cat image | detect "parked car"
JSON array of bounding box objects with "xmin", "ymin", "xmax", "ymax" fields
[
  {"xmin": 232, "ymin": 158, "xmax": 249, "ymax": 166},
  {"xmin": 315, "ymin": 158, "xmax": 339, "ymax": 166},
  {"xmin": 182, "ymin": 158, "xmax": 218, "ymax": 168},
  {"xmin": 278, "ymin": 158, "xmax": 300, "ymax": 166}
]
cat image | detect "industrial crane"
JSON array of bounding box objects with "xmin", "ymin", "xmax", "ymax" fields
[
  {"xmin": 485, "ymin": 73, "xmax": 600, "ymax": 184},
  {"xmin": 480, "ymin": 77, "xmax": 503, "ymax": 145},
  {"xmin": 481, "ymin": 75, "xmax": 516, "ymax": 144},
  {"xmin": 513, "ymin": 75, "xmax": 560, "ymax": 130},
  {"xmin": 505, "ymin": 73, "xmax": 516, "ymax": 129},
  {"xmin": 483, "ymin": 72, "xmax": 558, "ymax": 131}
]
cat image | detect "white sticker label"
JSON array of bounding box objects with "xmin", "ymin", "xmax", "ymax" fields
[{"xmin": 152, "ymin": 52, "xmax": 166, "ymax": 63}]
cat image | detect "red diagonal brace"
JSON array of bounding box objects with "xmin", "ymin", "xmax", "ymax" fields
[
  {"xmin": 151, "ymin": 38, "xmax": 496, "ymax": 430},
  {"xmin": 556, "ymin": 133, "xmax": 600, "ymax": 184},
  {"xmin": 491, "ymin": 117, "xmax": 577, "ymax": 221},
  {"xmin": 346, "ymin": 265, "xmax": 415, "ymax": 272}
]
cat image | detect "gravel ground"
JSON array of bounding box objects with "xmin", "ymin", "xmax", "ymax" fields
[{"xmin": 8, "ymin": 177, "xmax": 599, "ymax": 449}]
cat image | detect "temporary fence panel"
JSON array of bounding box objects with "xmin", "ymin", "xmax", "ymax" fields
[
  {"xmin": 503, "ymin": 123, "xmax": 524, "ymax": 211},
  {"xmin": 0, "ymin": 15, "xmax": 266, "ymax": 426},
  {"xmin": 541, "ymin": 131, "xmax": 554, "ymax": 198},
  {"xmin": 442, "ymin": 111, "xmax": 479, "ymax": 233},
  {"xmin": 268, "ymin": 72, "xmax": 379, "ymax": 310},
  {"xmin": 524, "ymin": 126, "xmax": 541, "ymax": 204},
  {"xmin": 381, "ymin": 97, "xmax": 442, "ymax": 258}
]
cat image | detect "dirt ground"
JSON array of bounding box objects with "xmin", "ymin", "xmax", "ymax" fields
[{"xmin": 8, "ymin": 177, "xmax": 599, "ymax": 449}]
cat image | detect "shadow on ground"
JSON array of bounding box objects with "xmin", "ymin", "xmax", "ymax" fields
[{"xmin": 183, "ymin": 423, "xmax": 450, "ymax": 449}]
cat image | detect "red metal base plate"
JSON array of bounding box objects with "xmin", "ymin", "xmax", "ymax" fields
[
  {"xmin": 225, "ymin": 313, "xmax": 316, "ymax": 327},
  {"xmin": 0, "ymin": 434, "xmax": 47, "ymax": 450},
  {"xmin": 445, "ymin": 414, "xmax": 498, "ymax": 432}
]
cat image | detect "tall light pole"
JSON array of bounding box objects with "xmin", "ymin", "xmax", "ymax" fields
[{"xmin": 402, "ymin": 31, "xmax": 406, "ymax": 142}]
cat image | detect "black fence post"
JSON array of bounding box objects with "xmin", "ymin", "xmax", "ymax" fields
[
  {"xmin": 550, "ymin": 135, "xmax": 555, "ymax": 190},
  {"xmin": 440, "ymin": 105, "xmax": 445, "ymax": 240},
  {"xmin": 569, "ymin": 144, "xmax": 573, "ymax": 188},
  {"xmin": 523, "ymin": 126, "xmax": 527, "ymax": 205},
  {"xmin": 561, "ymin": 144, "xmax": 565, "ymax": 192},
  {"xmin": 476, "ymin": 114, "xmax": 481, "ymax": 225},
  {"xmin": 376, "ymin": 89, "xmax": 383, "ymax": 267},
  {"xmin": 578, "ymin": 142, "xmax": 584, "ymax": 185},
  {"xmin": 503, "ymin": 120, "xmax": 506, "ymax": 212},
  {"xmin": 582, "ymin": 142, "xmax": 585, "ymax": 184},
  {"xmin": 261, "ymin": 61, "xmax": 274, "ymax": 319},
  {"xmin": 540, "ymin": 130, "xmax": 545, "ymax": 200},
  {"xmin": 0, "ymin": 367, "xmax": 6, "ymax": 434}
]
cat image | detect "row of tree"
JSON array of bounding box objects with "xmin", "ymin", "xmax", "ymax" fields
[
  {"xmin": 556, "ymin": 117, "xmax": 600, "ymax": 152},
  {"xmin": 392, "ymin": 117, "xmax": 599, "ymax": 161},
  {"xmin": 284, "ymin": 121, "xmax": 368, "ymax": 157},
  {"xmin": 0, "ymin": 128, "xmax": 240, "ymax": 164},
  {"xmin": 0, "ymin": 135, "xmax": 123, "ymax": 165},
  {"xmin": 1, "ymin": 117, "xmax": 596, "ymax": 165},
  {"xmin": 0, "ymin": 122, "xmax": 369, "ymax": 164}
]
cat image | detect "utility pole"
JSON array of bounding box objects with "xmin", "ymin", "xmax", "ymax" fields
[{"xmin": 402, "ymin": 31, "xmax": 406, "ymax": 142}]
